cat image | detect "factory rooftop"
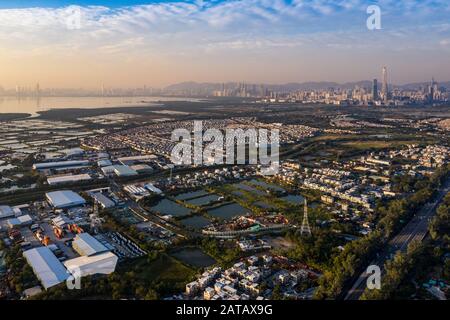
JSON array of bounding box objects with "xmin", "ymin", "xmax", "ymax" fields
[
  {"xmin": 46, "ymin": 190, "xmax": 86, "ymax": 209},
  {"xmin": 33, "ymin": 160, "xmax": 90, "ymax": 170},
  {"xmin": 92, "ymin": 192, "xmax": 115, "ymax": 209},
  {"xmin": 47, "ymin": 174, "xmax": 92, "ymax": 186},
  {"xmin": 72, "ymin": 233, "xmax": 109, "ymax": 257},
  {"xmin": 0, "ymin": 205, "xmax": 15, "ymax": 219},
  {"xmin": 64, "ymin": 252, "xmax": 118, "ymax": 277},
  {"xmin": 23, "ymin": 247, "xmax": 69, "ymax": 290}
]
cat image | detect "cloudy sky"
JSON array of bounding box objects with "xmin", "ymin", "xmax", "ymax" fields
[{"xmin": 0, "ymin": 0, "xmax": 449, "ymax": 88}]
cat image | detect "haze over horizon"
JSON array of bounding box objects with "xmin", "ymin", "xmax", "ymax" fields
[{"xmin": 0, "ymin": 0, "xmax": 449, "ymax": 89}]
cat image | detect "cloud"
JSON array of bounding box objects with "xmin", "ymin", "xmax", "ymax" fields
[
  {"xmin": 0, "ymin": 0, "xmax": 449, "ymax": 86},
  {"xmin": 0, "ymin": 0, "xmax": 448, "ymax": 52}
]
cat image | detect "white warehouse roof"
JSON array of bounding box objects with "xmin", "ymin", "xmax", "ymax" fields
[
  {"xmin": 72, "ymin": 233, "xmax": 108, "ymax": 257},
  {"xmin": 33, "ymin": 160, "xmax": 90, "ymax": 170},
  {"xmin": 64, "ymin": 252, "xmax": 118, "ymax": 277},
  {"xmin": 46, "ymin": 190, "xmax": 86, "ymax": 209},
  {"xmin": 17, "ymin": 214, "xmax": 33, "ymax": 225},
  {"xmin": 47, "ymin": 174, "xmax": 92, "ymax": 186},
  {"xmin": 144, "ymin": 183, "xmax": 163, "ymax": 194},
  {"xmin": 23, "ymin": 247, "xmax": 69, "ymax": 290}
]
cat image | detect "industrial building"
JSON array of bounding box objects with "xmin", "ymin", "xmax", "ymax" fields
[
  {"xmin": 144, "ymin": 183, "xmax": 163, "ymax": 195},
  {"xmin": 47, "ymin": 174, "xmax": 92, "ymax": 186},
  {"xmin": 62, "ymin": 147, "xmax": 84, "ymax": 157},
  {"xmin": 100, "ymin": 164, "xmax": 138, "ymax": 177},
  {"xmin": 52, "ymin": 215, "xmax": 73, "ymax": 228},
  {"xmin": 97, "ymin": 159, "xmax": 112, "ymax": 167},
  {"xmin": 124, "ymin": 184, "xmax": 149, "ymax": 199},
  {"xmin": 130, "ymin": 164, "xmax": 153, "ymax": 174},
  {"xmin": 64, "ymin": 252, "xmax": 118, "ymax": 277},
  {"xmin": 91, "ymin": 192, "xmax": 115, "ymax": 209},
  {"xmin": 113, "ymin": 165, "xmax": 138, "ymax": 177},
  {"xmin": 66, "ymin": 233, "xmax": 118, "ymax": 278},
  {"xmin": 23, "ymin": 247, "xmax": 69, "ymax": 290},
  {"xmin": 7, "ymin": 214, "xmax": 33, "ymax": 228},
  {"xmin": 117, "ymin": 154, "xmax": 157, "ymax": 165},
  {"xmin": 101, "ymin": 165, "xmax": 116, "ymax": 175},
  {"xmin": 0, "ymin": 205, "xmax": 15, "ymax": 219},
  {"xmin": 72, "ymin": 233, "xmax": 109, "ymax": 256},
  {"xmin": 46, "ymin": 190, "xmax": 86, "ymax": 209},
  {"xmin": 32, "ymin": 160, "xmax": 90, "ymax": 170}
]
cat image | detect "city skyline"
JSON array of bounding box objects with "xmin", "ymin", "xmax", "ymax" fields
[
  {"xmin": 0, "ymin": 0, "xmax": 449, "ymax": 88},
  {"xmin": 2, "ymin": 67, "xmax": 449, "ymax": 93}
]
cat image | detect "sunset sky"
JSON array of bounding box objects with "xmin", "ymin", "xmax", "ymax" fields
[{"xmin": 0, "ymin": 0, "xmax": 449, "ymax": 89}]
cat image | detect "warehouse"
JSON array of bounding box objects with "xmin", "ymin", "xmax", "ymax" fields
[
  {"xmin": 64, "ymin": 252, "xmax": 118, "ymax": 277},
  {"xmin": 92, "ymin": 192, "xmax": 115, "ymax": 209},
  {"xmin": 32, "ymin": 160, "xmax": 90, "ymax": 170},
  {"xmin": 118, "ymin": 154, "xmax": 157, "ymax": 165},
  {"xmin": 97, "ymin": 159, "xmax": 112, "ymax": 167},
  {"xmin": 130, "ymin": 164, "xmax": 153, "ymax": 174},
  {"xmin": 7, "ymin": 214, "xmax": 33, "ymax": 228},
  {"xmin": 46, "ymin": 190, "xmax": 86, "ymax": 209},
  {"xmin": 47, "ymin": 173, "xmax": 92, "ymax": 186},
  {"xmin": 23, "ymin": 247, "xmax": 69, "ymax": 290},
  {"xmin": 113, "ymin": 165, "xmax": 138, "ymax": 177},
  {"xmin": 72, "ymin": 233, "xmax": 108, "ymax": 256},
  {"xmin": 0, "ymin": 205, "xmax": 15, "ymax": 219},
  {"xmin": 101, "ymin": 165, "xmax": 116, "ymax": 175},
  {"xmin": 62, "ymin": 147, "xmax": 84, "ymax": 157},
  {"xmin": 145, "ymin": 183, "xmax": 163, "ymax": 195}
]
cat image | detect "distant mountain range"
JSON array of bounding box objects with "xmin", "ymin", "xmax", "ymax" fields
[{"xmin": 164, "ymin": 80, "xmax": 450, "ymax": 92}]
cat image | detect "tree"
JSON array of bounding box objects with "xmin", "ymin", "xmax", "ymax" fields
[
  {"xmin": 272, "ymin": 284, "xmax": 283, "ymax": 300},
  {"xmin": 361, "ymin": 241, "xmax": 424, "ymax": 300}
]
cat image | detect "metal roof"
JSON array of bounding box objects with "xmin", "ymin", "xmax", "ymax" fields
[
  {"xmin": 7, "ymin": 218, "xmax": 21, "ymax": 227},
  {"xmin": 33, "ymin": 160, "xmax": 90, "ymax": 170},
  {"xmin": 64, "ymin": 252, "xmax": 118, "ymax": 277},
  {"xmin": 0, "ymin": 205, "xmax": 15, "ymax": 219},
  {"xmin": 47, "ymin": 174, "xmax": 92, "ymax": 186},
  {"xmin": 113, "ymin": 165, "xmax": 138, "ymax": 176},
  {"xmin": 52, "ymin": 215, "xmax": 73, "ymax": 228},
  {"xmin": 72, "ymin": 233, "xmax": 108, "ymax": 257},
  {"xmin": 46, "ymin": 190, "xmax": 86, "ymax": 209},
  {"xmin": 97, "ymin": 159, "xmax": 112, "ymax": 167},
  {"xmin": 23, "ymin": 247, "xmax": 69, "ymax": 290},
  {"xmin": 92, "ymin": 192, "xmax": 115, "ymax": 208}
]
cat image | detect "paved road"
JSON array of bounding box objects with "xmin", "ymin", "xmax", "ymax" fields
[{"xmin": 344, "ymin": 178, "xmax": 450, "ymax": 300}]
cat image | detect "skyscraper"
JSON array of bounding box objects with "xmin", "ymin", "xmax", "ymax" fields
[
  {"xmin": 433, "ymin": 79, "xmax": 439, "ymax": 100},
  {"xmin": 382, "ymin": 66, "xmax": 389, "ymax": 102},
  {"xmin": 372, "ymin": 79, "xmax": 378, "ymax": 101},
  {"xmin": 428, "ymin": 77, "xmax": 437, "ymax": 102}
]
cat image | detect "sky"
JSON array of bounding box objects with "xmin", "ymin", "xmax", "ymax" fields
[{"xmin": 0, "ymin": 0, "xmax": 449, "ymax": 89}]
